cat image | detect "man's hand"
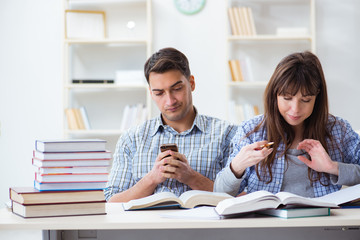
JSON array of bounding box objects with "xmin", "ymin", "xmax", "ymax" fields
[
  {"xmin": 160, "ymin": 150, "xmax": 213, "ymax": 191},
  {"xmin": 161, "ymin": 151, "xmax": 194, "ymax": 183},
  {"xmin": 147, "ymin": 150, "xmax": 178, "ymax": 185}
]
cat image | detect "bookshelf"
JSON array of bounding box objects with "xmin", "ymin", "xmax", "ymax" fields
[
  {"xmin": 226, "ymin": 0, "xmax": 316, "ymax": 124},
  {"xmin": 62, "ymin": 0, "xmax": 152, "ymax": 152}
]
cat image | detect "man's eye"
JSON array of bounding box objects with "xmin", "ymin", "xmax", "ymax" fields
[
  {"xmin": 155, "ymin": 92, "xmax": 163, "ymax": 96},
  {"xmin": 174, "ymin": 87, "xmax": 182, "ymax": 91}
]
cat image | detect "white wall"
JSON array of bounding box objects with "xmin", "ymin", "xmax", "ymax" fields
[{"xmin": 0, "ymin": 0, "xmax": 360, "ymax": 205}]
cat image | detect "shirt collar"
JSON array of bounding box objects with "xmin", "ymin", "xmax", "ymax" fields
[{"xmin": 150, "ymin": 107, "xmax": 206, "ymax": 136}]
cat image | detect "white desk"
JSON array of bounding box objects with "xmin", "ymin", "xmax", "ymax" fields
[{"xmin": 1, "ymin": 204, "xmax": 360, "ymax": 240}]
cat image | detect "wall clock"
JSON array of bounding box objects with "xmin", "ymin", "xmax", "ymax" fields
[{"xmin": 174, "ymin": 0, "xmax": 206, "ymax": 15}]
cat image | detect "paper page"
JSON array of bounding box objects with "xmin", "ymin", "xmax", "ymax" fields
[
  {"xmin": 276, "ymin": 192, "xmax": 337, "ymax": 208},
  {"xmin": 123, "ymin": 192, "xmax": 180, "ymax": 210},
  {"xmin": 315, "ymin": 184, "xmax": 360, "ymax": 205}
]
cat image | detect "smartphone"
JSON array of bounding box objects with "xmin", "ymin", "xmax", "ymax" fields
[{"xmin": 160, "ymin": 143, "xmax": 178, "ymax": 153}]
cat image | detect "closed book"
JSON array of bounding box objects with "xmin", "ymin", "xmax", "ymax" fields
[
  {"xmin": 79, "ymin": 106, "xmax": 91, "ymax": 130},
  {"xmin": 65, "ymin": 108, "xmax": 79, "ymax": 130},
  {"xmin": 33, "ymin": 150, "xmax": 112, "ymax": 160},
  {"xmin": 12, "ymin": 200, "xmax": 106, "ymax": 218},
  {"xmin": 35, "ymin": 172, "xmax": 109, "ymax": 183},
  {"xmin": 32, "ymin": 158, "xmax": 110, "ymax": 167},
  {"xmin": 35, "ymin": 139, "xmax": 106, "ymax": 152},
  {"xmin": 73, "ymin": 108, "xmax": 86, "ymax": 130},
  {"xmin": 34, "ymin": 180, "xmax": 107, "ymax": 191},
  {"xmin": 37, "ymin": 166, "xmax": 109, "ymax": 174},
  {"xmin": 259, "ymin": 207, "xmax": 330, "ymax": 219},
  {"xmin": 9, "ymin": 187, "xmax": 105, "ymax": 205}
]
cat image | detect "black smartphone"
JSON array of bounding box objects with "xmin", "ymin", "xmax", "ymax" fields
[{"xmin": 160, "ymin": 143, "xmax": 178, "ymax": 153}]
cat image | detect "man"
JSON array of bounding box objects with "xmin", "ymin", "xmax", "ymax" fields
[{"xmin": 105, "ymin": 47, "xmax": 237, "ymax": 202}]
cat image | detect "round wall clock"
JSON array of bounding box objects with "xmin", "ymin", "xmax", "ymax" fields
[{"xmin": 174, "ymin": 0, "xmax": 206, "ymax": 15}]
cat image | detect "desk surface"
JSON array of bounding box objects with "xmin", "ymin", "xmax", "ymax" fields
[{"xmin": 1, "ymin": 204, "xmax": 360, "ymax": 230}]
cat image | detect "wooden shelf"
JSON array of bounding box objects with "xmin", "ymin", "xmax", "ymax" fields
[
  {"xmin": 65, "ymin": 38, "xmax": 148, "ymax": 45},
  {"xmin": 65, "ymin": 84, "xmax": 148, "ymax": 89},
  {"xmin": 228, "ymin": 81, "xmax": 267, "ymax": 88},
  {"xmin": 66, "ymin": 129, "xmax": 123, "ymax": 135},
  {"xmin": 63, "ymin": 0, "xmax": 152, "ymax": 152},
  {"xmin": 228, "ymin": 35, "xmax": 313, "ymax": 42},
  {"xmin": 226, "ymin": 0, "xmax": 315, "ymax": 123}
]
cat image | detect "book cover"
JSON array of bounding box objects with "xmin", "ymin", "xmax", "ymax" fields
[
  {"xmin": 32, "ymin": 158, "xmax": 110, "ymax": 167},
  {"xmin": 35, "ymin": 139, "xmax": 107, "ymax": 152},
  {"xmin": 246, "ymin": 7, "xmax": 257, "ymax": 36},
  {"xmin": 123, "ymin": 190, "xmax": 233, "ymax": 210},
  {"xmin": 33, "ymin": 150, "xmax": 112, "ymax": 160},
  {"xmin": 12, "ymin": 200, "xmax": 106, "ymax": 218},
  {"xmin": 37, "ymin": 166, "xmax": 109, "ymax": 174},
  {"xmin": 233, "ymin": 7, "xmax": 244, "ymax": 36},
  {"xmin": 236, "ymin": 7, "xmax": 248, "ymax": 36},
  {"xmin": 35, "ymin": 172, "xmax": 109, "ymax": 183},
  {"xmin": 73, "ymin": 108, "xmax": 86, "ymax": 130},
  {"xmin": 9, "ymin": 187, "xmax": 105, "ymax": 205},
  {"xmin": 34, "ymin": 180, "xmax": 107, "ymax": 191},
  {"xmin": 65, "ymin": 108, "xmax": 79, "ymax": 130},
  {"xmin": 241, "ymin": 7, "xmax": 251, "ymax": 36},
  {"xmin": 79, "ymin": 106, "xmax": 91, "ymax": 130},
  {"xmin": 228, "ymin": 8, "xmax": 239, "ymax": 35},
  {"xmin": 258, "ymin": 207, "xmax": 330, "ymax": 219}
]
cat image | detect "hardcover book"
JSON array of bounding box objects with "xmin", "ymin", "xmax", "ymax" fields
[
  {"xmin": 9, "ymin": 187, "xmax": 105, "ymax": 205},
  {"xmin": 258, "ymin": 207, "xmax": 330, "ymax": 219},
  {"xmin": 34, "ymin": 180, "xmax": 107, "ymax": 191},
  {"xmin": 32, "ymin": 158, "xmax": 110, "ymax": 167},
  {"xmin": 123, "ymin": 190, "xmax": 233, "ymax": 210},
  {"xmin": 35, "ymin": 139, "xmax": 107, "ymax": 152},
  {"xmin": 35, "ymin": 172, "xmax": 109, "ymax": 183},
  {"xmin": 33, "ymin": 150, "xmax": 112, "ymax": 160},
  {"xmin": 215, "ymin": 191, "xmax": 338, "ymax": 217},
  {"xmin": 12, "ymin": 201, "xmax": 106, "ymax": 218},
  {"xmin": 37, "ymin": 166, "xmax": 109, "ymax": 174}
]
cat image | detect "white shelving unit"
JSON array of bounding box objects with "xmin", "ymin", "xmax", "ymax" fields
[
  {"xmin": 226, "ymin": 0, "xmax": 316, "ymax": 124},
  {"xmin": 62, "ymin": 0, "xmax": 152, "ymax": 152}
]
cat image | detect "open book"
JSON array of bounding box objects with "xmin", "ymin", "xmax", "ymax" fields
[
  {"xmin": 123, "ymin": 190, "xmax": 233, "ymax": 210},
  {"xmin": 215, "ymin": 190, "xmax": 338, "ymax": 216},
  {"xmin": 161, "ymin": 184, "xmax": 360, "ymax": 219}
]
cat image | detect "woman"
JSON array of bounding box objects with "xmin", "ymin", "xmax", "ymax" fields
[{"xmin": 214, "ymin": 51, "xmax": 360, "ymax": 197}]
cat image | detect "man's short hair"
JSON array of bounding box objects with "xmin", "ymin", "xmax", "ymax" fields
[{"xmin": 144, "ymin": 47, "xmax": 191, "ymax": 83}]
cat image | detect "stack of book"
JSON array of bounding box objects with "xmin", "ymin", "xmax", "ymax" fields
[
  {"xmin": 9, "ymin": 187, "xmax": 106, "ymax": 218},
  {"xmin": 228, "ymin": 7, "xmax": 256, "ymax": 36},
  {"xmin": 9, "ymin": 139, "xmax": 111, "ymax": 218},
  {"xmin": 33, "ymin": 139, "xmax": 111, "ymax": 191},
  {"xmin": 65, "ymin": 107, "xmax": 91, "ymax": 130}
]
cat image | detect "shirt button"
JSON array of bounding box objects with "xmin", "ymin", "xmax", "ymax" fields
[{"xmin": 276, "ymin": 181, "xmax": 280, "ymax": 185}]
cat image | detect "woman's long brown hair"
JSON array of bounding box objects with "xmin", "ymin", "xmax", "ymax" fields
[{"xmin": 254, "ymin": 51, "xmax": 334, "ymax": 184}]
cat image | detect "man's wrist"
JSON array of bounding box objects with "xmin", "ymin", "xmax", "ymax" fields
[{"xmin": 186, "ymin": 170, "xmax": 213, "ymax": 191}]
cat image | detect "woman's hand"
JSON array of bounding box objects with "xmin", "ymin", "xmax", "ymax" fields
[
  {"xmin": 230, "ymin": 141, "xmax": 274, "ymax": 178},
  {"xmin": 297, "ymin": 139, "xmax": 339, "ymax": 175}
]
